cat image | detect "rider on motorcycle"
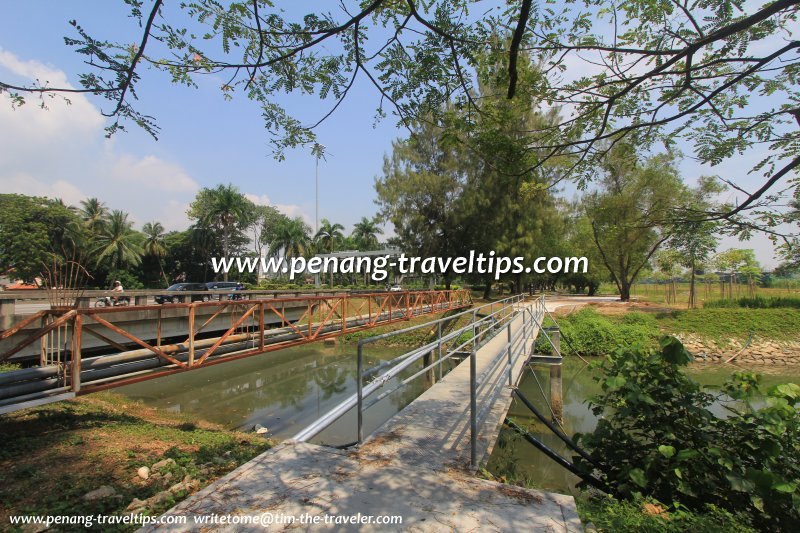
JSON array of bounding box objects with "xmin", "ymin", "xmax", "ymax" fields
[{"xmin": 110, "ymin": 280, "xmax": 124, "ymax": 305}]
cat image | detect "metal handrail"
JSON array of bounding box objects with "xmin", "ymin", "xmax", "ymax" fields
[{"xmin": 293, "ymin": 294, "xmax": 546, "ymax": 471}]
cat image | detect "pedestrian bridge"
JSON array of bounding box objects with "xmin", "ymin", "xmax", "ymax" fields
[{"xmin": 142, "ymin": 296, "xmax": 583, "ymax": 532}]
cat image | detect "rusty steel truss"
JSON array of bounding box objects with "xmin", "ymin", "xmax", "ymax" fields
[{"xmin": 0, "ymin": 290, "xmax": 472, "ymax": 412}]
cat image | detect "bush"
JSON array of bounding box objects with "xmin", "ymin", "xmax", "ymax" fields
[
  {"xmin": 575, "ymin": 337, "xmax": 800, "ymax": 531},
  {"xmin": 547, "ymin": 309, "xmax": 659, "ymax": 356}
]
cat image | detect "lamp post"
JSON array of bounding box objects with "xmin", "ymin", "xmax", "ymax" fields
[{"xmin": 311, "ymin": 143, "xmax": 326, "ymax": 234}]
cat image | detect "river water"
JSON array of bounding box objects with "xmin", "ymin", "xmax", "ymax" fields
[
  {"xmin": 485, "ymin": 358, "xmax": 800, "ymax": 494},
  {"xmin": 115, "ymin": 343, "xmax": 446, "ymax": 446},
  {"xmin": 116, "ymin": 342, "xmax": 800, "ymax": 494}
]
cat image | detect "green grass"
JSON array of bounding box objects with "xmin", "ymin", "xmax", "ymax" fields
[
  {"xmin": 658, "ymin": 308, "xmax": 800, "ymax": 341},
  {"xmin": 703, "ymin": 296, "xmax": 800, "ymax": 309},
  {"xmin": 630, "ymin": 281, "xmax": 800, "ymax": 308},
  {"xmin": 552, "ymin": 306, "xmax": 800, "ymax": 355},
  {"xmin": 576, "ymin": 495, "xmax": 756, "ymax": 532}
]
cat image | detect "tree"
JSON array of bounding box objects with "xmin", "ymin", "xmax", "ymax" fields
[
  {"xmin": 187, "ymin": 184, "xmax": 256, "ymax": 280},
  {"xmin": 268, "ymin": 217, "xmax": 311, "ymax": 260},
  {"xmin": 314, "ymin": 219, "xmax": 345, "ymax": 254},
  {"xmin": 376, "ymin": 117, "xmax": 466, "ymax": 288},
  {"xmin": 93, "ymin": 210, "xmax": 144, "ymax": 281},
  {"xmin": 142, "ymin": 221, "xmax": 168, "ymax": 284},
  {"xmin": 3, "ymin": 1, "xmax": 796, "ymax": 233},
  {"xmin": 315, "ymin": 219, "xmax": 344, "ymax": 286},
  {"xmin": 351, "ymin": 217, "xmax": 384, "ymax": 251},
  {"xmin": 248, "ymin": 204, "xmax": 284, "ymax": 259},
  {"xmin": 667, "ymin": 177, "xmax": 726, "ymax": 308},
  {"xmin": 584, "ymin": 146, "xmax": 689, "ymax": 301},
  {"xmin": 714, "ymin": 248, "xmax": 761, "ymax": 299},
  {"xmin": 0, "ymin": 195, "xmax": 83, "ymax": 282},
  {"xmin": 79, "ymin": 198, "xmax": 108, "ymax": 235}
]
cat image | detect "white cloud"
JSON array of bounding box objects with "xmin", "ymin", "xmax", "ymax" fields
[
  {"xmin": 0, "ymin": 48, "xmax": 198, "ymax": 232},
  {"xmin": 0, "ymin": 172, "xmax": 86, "ymax": 205},
  {"xmin": 244, "ymin": 192, "xmax": 312, "ymax": 225},
  {"xmin": 108, "ymin": 154, "xmax": 198, "ymax": 193}
]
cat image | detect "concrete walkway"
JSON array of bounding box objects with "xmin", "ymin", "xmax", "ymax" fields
[{"xmin": 142, "ymin": 301, "xmax": 583, "ymax": 532}]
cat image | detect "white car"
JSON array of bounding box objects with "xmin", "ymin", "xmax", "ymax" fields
[{"xmin": 389, "ymin": 284, "xmax": 403, "ymax": 292}]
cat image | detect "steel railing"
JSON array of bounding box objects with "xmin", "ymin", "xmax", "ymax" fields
[
  {"xmin": 0, "ymin": 290, "xmax": 472, "ymax": 413},
  {"xmin": 294, "ymin": 295, "xmax": 556, "ymax": 468}
]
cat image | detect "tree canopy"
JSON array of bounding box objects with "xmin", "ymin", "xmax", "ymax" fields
[{"xmin": 1, "ymin": 0, "xmax": 796, "ymax": 233}]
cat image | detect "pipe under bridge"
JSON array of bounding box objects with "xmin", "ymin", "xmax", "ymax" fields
[{"xmin": 0, "ymin": 290, "xmax": 472, "ymax": 414}]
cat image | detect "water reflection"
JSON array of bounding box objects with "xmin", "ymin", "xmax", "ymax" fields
[
  {"xmin": 116, "ymin": 343, "xmax": 442, "ymax": 446},
  {"xmin": 487, "ymin": 358, "xmax": 800, "ymax": 494}
]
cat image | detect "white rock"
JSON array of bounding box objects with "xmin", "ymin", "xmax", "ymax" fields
[
  {"xmin": 152, "ymin": 458, "xmax": 176, "ymax": 471},
  {"xmin": 83, "ymin": 485, "xmax": 117, "ymax": 501},
  {"xmin": 137, "ymin": 466, "xmax": 150, "ymax": 480}
]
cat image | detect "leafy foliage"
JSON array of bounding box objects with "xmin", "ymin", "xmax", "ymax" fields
[
  {"xmin": 576, "ymin": 337, "xmax": 800, "ymax": 530},
  {"xmin": 546, "ymin": 308, "xmax": 660, "ymax": 357}
]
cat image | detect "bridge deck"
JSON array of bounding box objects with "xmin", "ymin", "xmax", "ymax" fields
[{"xmin": 143, "ymin": 303, "xmax": 581, "ymax": 532}]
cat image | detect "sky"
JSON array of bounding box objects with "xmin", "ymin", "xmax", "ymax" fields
[{"xmin": 0, "ymin": 2, "xmax": 790, "ymax": 267}]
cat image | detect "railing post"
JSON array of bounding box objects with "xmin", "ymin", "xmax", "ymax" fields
[
  {"xmin": 188, "ymin": 305, "xmax": 195, "ymax": 366},
  {"xmin": 259, "ymin": 303, "xmax": 265, "ymax": 352},
  {"xmin": 472, "ymin": 308, "xmax": 477, "ymax": 351},
  {"xmin": 71, "ymin": 314, "xmax": 82, "ymax": 393},
  {"xmin": 470, "ymin": 341, "xmax": 477, "ymax": 470},
  {"xmin": 357, "ymin": 342, "xmax": 364, "ymax": 444},
  {"xmin": 437, "ymin": 321, "xmax": 443, "ymax": 381},
  {"xmin": 507, "ymin": 322, "xmax": 513, "ymax": 386}
]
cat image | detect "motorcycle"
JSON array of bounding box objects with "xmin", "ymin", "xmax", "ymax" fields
[{"xmin": 94, "ymin": 295, "xmax": 131, "ymax": 307}]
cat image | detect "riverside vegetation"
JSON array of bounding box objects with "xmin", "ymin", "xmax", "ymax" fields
[
  {"xmin": 547, "ymin": 299, "xmax": 800, "ymax": 364},
  {"xmin": 574, "ymin": 337, "xmax": 800, "ymax": 531}
]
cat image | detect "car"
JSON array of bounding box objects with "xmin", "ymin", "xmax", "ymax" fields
[
  {"xmin": 154, "ymin": 283, "xmax": 210, "ymax": 304},
  {"xmin": 205, "ymin": 281, "xmax": 246, "ymax": 300},
  {"xmin": 389, "ymin": 284, "xmax": 403, "ymax": 292}
]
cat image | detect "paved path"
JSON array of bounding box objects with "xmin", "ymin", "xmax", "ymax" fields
[{"xmin": 142, "ymin": 301, "xmax": 584, "ymax": 532}]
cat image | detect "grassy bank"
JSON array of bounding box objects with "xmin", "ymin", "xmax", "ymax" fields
[
  {"xmin": 0, "ymin": 393, "xmax": 271, "ymax": 529},
  {"xmin": 551, "ymin": 306, "xmax": 800, "ymax": 356}
]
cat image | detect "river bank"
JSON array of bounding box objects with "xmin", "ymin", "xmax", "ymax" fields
[{"xmin": 0, "ymin": 393, "xmax": 272, "ymax": 529}]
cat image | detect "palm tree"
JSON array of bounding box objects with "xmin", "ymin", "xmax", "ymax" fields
[
  {"xmin": 314, "ymin": 219, "xmax": 344, "ymax": 286},
  {"xmin": 189, "ymin": 184, "xmax": 255, "ymax": 280},
  {"xmin": 94, "ymin": 210, "xmax": 143, "ymax": 278},
  {"xmin": 79, "ymin": 198, "xmax": 109, "ymax": 234},
  {"xmin": 142, "ymin": 221, "xmax": 168, "ymax": 284},
  {"xmin": 315, "ymin": 219, "xmax": 344, "ymax": 253},
  {"xmin": 269, "ymin": 217, "xmax": 311, "ymax": 265},
  {"xmin": 351, "ymin": 216, "xmax": 383, "ymax": 250}
]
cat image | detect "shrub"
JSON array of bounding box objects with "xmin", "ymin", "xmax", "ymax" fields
[
  {"xmin": 575, "ymin": 337, "xmax": 800, "ymax": 530},
  {"xmin": 546, "ymin": 308, "xmax": 659, "ymax": 356}
]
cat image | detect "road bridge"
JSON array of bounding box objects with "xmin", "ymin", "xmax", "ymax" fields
[
  {"xmin": 0, "ymin": 290, "xmax": 471, "ymax": 414},
  {"xmin": 143, "ymin": 296, "xmax": 583, "ymax": 532}
]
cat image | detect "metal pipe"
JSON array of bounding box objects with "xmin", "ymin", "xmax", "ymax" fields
[
  {"xmin": 470, "ymin": 343, "xmax": 477, "ymax": 469},
  {"xmin": 512, "ymin": 389, "xmax": 595, "ymax": 465},
  {"xmin": 357, "ymin": 343, "xmax": 364, "ymax": 444},
  {"xmin": 504, "ymin": 418, "xmax": 607, "ymax": 492}
]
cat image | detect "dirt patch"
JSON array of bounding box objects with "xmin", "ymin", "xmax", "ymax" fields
[
  {"xmin": 552, "ymin": 301, "xmax": 672, "ymax": 317},
  {"xmin": 359, "ymin": 428, "xmax": 404, "ymax": 449},
  {"xmin": 495, "ymin": 482, "xmax": 544, "ymax": 504}
]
